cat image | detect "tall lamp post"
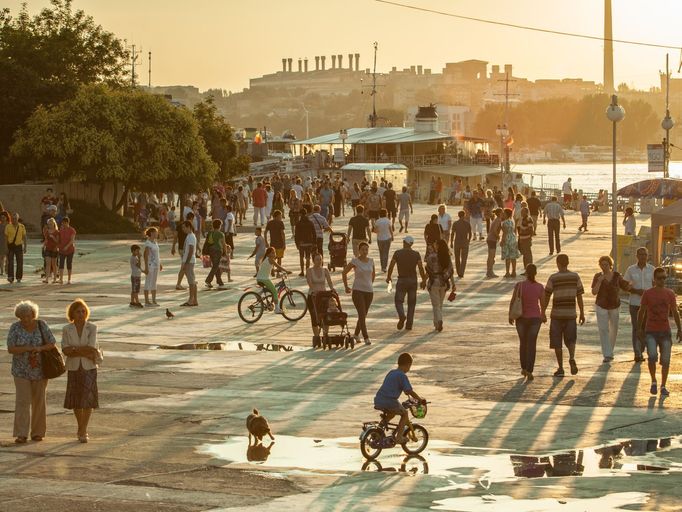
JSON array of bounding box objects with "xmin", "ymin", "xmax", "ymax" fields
[
  {"xmin": 606, "ymin": 94, "xmax": 625, "ymax": 269},
  {"xmin": 495, "ymin": 124, "xmax": 509, "ymax": 173},
  {"xmin": 339, "ymin": 128, "xmax": 348, "ymax": 164},
  {"xmin": 661, "ymin": 54, "xmax": 675, "ymax": 178}
]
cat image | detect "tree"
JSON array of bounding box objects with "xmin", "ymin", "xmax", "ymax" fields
[
  {"xmin": 11, "ymin": 84, "xmax": 217, "ymax": 210},
  {"xmin": 0, "ymin": 0, "xmax": 129, "ymax": 164},
  {"xmin": 193, "ymin": 98, "xmax": 249, "ymax": 181}
]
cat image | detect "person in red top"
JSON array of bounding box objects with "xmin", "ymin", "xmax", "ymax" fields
[
  {"xmin": 43, "ymin": 217, "xmax": 60, "ymax": 283},
  {"xmin": 58, "ymin": 217, "xmax": 77, "ymax": 284},
  {"xmin": 637, "ymin": 267, "xmax": 681, "ymax": 397},
  {"xmin": 251, "ymin": 182, "xmax": 267, "ymax": 226}
]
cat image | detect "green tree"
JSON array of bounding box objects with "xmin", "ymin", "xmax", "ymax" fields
[
  {"xmin": 11, "ymin": 85, "xmax": 217, "ymax": 210},
  {"xmin": 0, "ymin": 0, "xmax": 129, "ymax": 165},
  {"xmin": 193, "ymin": 98, "xmax": 249, "ymax": 181}
]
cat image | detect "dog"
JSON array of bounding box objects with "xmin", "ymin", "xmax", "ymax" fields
[{"xmin": 246, "ymin": 408, "xmax": 275, "ymax": 443}]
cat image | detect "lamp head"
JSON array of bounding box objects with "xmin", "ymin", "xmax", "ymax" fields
[
  {"xmin": 606, "ymin": 94, "xmax": 625, "ymax": 123},
  {"xmin": 662, "ymin": 114, "xmax": 675, "ymax": 131}
]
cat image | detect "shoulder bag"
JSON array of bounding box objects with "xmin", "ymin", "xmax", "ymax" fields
[
  {"xmin": 38, "ymin": 321, "xmax": 66, "ymax": 379},
  {"xmin": 509, "ymin": 282, "xmax": 524, "ymax": 320},
  {"xmin": 7, "ymin": 224, "xmax": 20, "ymax": 249}
]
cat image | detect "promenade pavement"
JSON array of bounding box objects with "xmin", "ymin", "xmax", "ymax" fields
[{"xmin": 1, "ymin": 203, "xmax": 680, "ymax": 511}]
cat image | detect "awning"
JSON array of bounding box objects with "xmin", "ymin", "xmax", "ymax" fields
[
  {"xmin": 416, "ymin": 165, "xmax": 501, "ymax": 178},
  {"xmin": 294, "ymin": 127, "xmax": 453, "ymax": 145},
  {"xmin": 617, "ymin": 178, "xmax": 682, "ymax": 199},
  {"xmin": 340, "ymin": 163, "xmax": 408, "ymax": 172}
]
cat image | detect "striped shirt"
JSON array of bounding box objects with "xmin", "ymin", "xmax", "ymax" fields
[
  {"xmin": 545, "ymin": 270, "xmax": 584, "ymax": 319},
  {"xmin": 543, "ymin": 202, "xmax": 564, "ymax": 220}
]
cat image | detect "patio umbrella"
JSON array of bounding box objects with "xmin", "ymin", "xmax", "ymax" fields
[{"xmin": 617, "ymin": 178, "xmax": 682, "ymax": 199}]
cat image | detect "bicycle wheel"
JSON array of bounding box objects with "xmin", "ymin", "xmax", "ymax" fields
[
  {"xmin": 279, "ymin": 289, "xmax": 308, "ymax": 321},
  {"xmin": 238, "ymin": 291, "xmax": 265, "ymax": 323},
  {"xmin": 400, "ymin": 424, "xmax": 429, "ymax": 455},
  {"xmin": 360, "ymin": 427, "xmax": 384, "ymax": 460}
]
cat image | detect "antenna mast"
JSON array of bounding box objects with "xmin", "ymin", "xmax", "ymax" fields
[
  {"xmin": 148, "ymin": 51, "xmax": 152, "ymax": 88},
  {"xmin": 369, "ymin": 42, "xmax": 378, "ymax": 127}
]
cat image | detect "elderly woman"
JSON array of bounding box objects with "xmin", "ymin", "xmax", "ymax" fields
[
  {"xmin": 62, "ymin": 299, "xmax": 101, "ymax": 443},
  {"xmin": 7, "ymin": 301, "xmax": 56, "ymax": 443}
]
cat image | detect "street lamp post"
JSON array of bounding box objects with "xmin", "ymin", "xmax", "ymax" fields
[
  {"xmin": 606, "ymin": 94, "xmax": 625, "ymax": 269},
  {"xmin": 661, "ymin": 54, "xmax": 675, "ymax": 178},
  {"xmin": 339, "ymin": 128, "xmax": 348, "ymax": 164},
  {"xmin": 495, "ymin": 124, "xmax": 509, "ymax": 174}
]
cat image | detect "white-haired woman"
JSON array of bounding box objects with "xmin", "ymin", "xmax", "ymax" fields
[
  {"xmin": 62, "ymin": 299, "xmax": 101, "ymax": 443},
  {"xmin": 6, "ymin": 301, "xmax": 56, "ymax": 443}
]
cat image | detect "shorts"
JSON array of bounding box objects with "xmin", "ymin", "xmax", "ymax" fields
[
  {"xmin": 549, "ymin": 318, "xmax": 577, "ymax": 349},
  {"xmin": 486, "ymin": 240, "xmax": 497, "ymax": 251},
  {"xmin": 131, "ymin": 276, "xmax": 141, "ymax": 294},
  {"xmin": 646, "ymin": 331, "xmax": 672, "ymax": 366},
  {"xmin": 275, "ymin": 247, "xmax": 285, "ymax": 259},
  {"xmin": 399, "ymin": 210, "xmax": 410, "ymax": 223},
  {"xmin": 373, "ymin": 397, "xmax": 405, "ymax": 415},
  {"xmin": 387, "ymin": 208, "xmax": 397, "ymax": 219},
  {"xmin": 368, "ymin": 210, "xmax": 379, "ymax": 220},
  {"xmin": 45, "ymin": 250, "xmax": 58, "ymax": 258},
  {"xmin": 184, "ymin": 263, "xmax": 196, "ymax": 286},
  {"xmin": 58, "ymin": 253, "xmax": 73, "ymax": 270}
]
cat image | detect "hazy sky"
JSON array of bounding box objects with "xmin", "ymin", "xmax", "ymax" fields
[{"xmin": 7, "ymin": 0, "xmax": 682, "ymax": 92}]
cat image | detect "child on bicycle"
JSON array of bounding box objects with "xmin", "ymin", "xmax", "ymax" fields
[
  {"xmin": 374, "ymin": 353, "xmax": 425, "ymax": 444},
  {"xmin": 256, "ymin": 247, "xmax": 290, "ymax": 314}
]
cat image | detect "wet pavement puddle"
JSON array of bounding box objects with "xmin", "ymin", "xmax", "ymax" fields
[{"xmin": 158, "ymin": 341, "xmax": 307, "ymax": 352}]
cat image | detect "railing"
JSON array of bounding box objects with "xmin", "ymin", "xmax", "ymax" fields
[{"xmin": 346, "ymin": 154, "xmax": 500, "ymax": 168}]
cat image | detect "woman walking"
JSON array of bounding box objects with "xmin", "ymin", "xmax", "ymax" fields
[
  {"xmin": 342, "ymin": 241, "xmax": 375, "ymax": 345},
  {"xmin": 143, "ymin": 227, "xmax": 161, "ymax": 306},
  {"xmin": 62, "ymin": 299, "xmax": 101, "ymax": 443},
  {"xmin": 58, "ymin": 217, "xmax": 76, "ymax": 284},
  {"xmin": 501, "ymin": 208, "xmax": 520, "ymax": 278},
  {"xmin": 306, "ymin": 252, "xmax": 336, "ymax": 346},
  {"xmin": 7, "ymin": 301, "xmax": 56, "ymax": 443},
  {"xmin": 350, "ymin": 183, "xmax": 361, "ymax": 216},
  {"xmin": 56, "ymin": 192, "xmax": 72, "ymax": 224},
  {"xmin": 509, "ymin": 264, "xmax": 545, "ymax": 381},
  {"xmin": 287, "ymin": 189, "xmax": 301, "ymax": 236},
  {"xmin": 373, "ymin": 208, "xmax": 393, "ymax": 272},
  {"xmin": 425, "ymin": 239, "xmax": 456, "ymax": 332},
  {"xmin": 43, "ymin": 217, "xmax": 60, "ymax": 283},
  {"xmin": 516, "ymin": 207, "xmax": 534, "ymax": 272},
  {"xmin": 294, "ymin": 208, "xmax": 316, "ymax": 276},
  {"xmin": 0, "ymin": 211, "xmax": 8, "ymax": 276},
  {"xmin": 591, "ymin": 255, "xmax": 630, "ymax": 363}
]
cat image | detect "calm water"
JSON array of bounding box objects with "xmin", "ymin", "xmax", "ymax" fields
[{"xmin": 512, "ymin": 161, "xmax": 682, "ymax": 193}]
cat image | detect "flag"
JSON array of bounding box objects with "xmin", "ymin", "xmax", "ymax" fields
[
  {"xmin": 506, "ymin": 135, "xmax": 514, "ymax": 147},
  {"xmin": 254, "ymin": 132, "xmax": 263, "ymax": 144}
]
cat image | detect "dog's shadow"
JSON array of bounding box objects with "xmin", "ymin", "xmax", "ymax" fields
[{"xmin": 247, "ymin": 439, "xmax": 275, "ymax": 462}]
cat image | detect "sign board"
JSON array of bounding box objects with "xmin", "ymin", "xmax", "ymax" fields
[
  {"xmin": 647, "ymin": 144, "xmax": 665, "ymax": 172},
  {"xmin": 333, "ymin": 147, "xmax": 345, "ymax": 164}
]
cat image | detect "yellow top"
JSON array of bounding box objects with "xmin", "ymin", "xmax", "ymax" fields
[{"xmin": 5, "ymin": 223, "xmax": 26, "ymax": 245}]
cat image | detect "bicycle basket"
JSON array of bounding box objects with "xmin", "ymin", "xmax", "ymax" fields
[{"xmin": 409, "ymin": 403, "xmax": 427, "ymax": 419}]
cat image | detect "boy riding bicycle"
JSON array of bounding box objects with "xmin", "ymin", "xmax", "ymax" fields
[{"xmin": 373, "ymin": 353, "xmax": 425, "ymax": 444}]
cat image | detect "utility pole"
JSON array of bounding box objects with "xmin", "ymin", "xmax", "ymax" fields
[
  {"xmin": 494, "ymin": 72, "xmax": 519, "ymax": 172},
  {"xmin": 662, "ymin": 53, "xmax": 675, "ymax": 178},
  {"xmin": 148, "ymin": 51, "xmax": 152, "ymax": 88},
  {"xmin": 130, "ymin": 44, "xmax": 141, "ymax": 87},
  {"xmin": 361, "ymin": 42, "xmax": 384, "ymax": 128}
]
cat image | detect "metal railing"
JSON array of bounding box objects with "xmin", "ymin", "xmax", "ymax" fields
[{"xmin": 346, "ymin": 154, "xmax": 500, "ymax": 168}]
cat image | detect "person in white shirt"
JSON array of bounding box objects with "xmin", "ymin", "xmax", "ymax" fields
[
  {"xmin": 373, "ymin": 208, "xmax": 394, "ymax": 272},
  {"xmin": 437, "ymin": 204, "xmax": 452, "ymax": 243},
  {"xmin": 143, "ymin": 227, "xmax": 161, "ymax": 306},
  {"xmin": 265, "ymin": 184, "xmax": 274, "ymax": 219},
  {"xmin": 562, "ymin": 177, "xmax": 573, "ymax": 207},
  {"xmin": 623, "ymin": 207, "xmax": 636, "ymax": 236},
  {"xmin": 223, "ymin": 205, "xmax": 236, "ymax": 256},
  {"xmin": 624, "ymin": 247, "xmax": 655, "ymax": 362},
  {"xmin": 292, "ymin": 180, "xmax": 304, "ymax": 199},
  {"xmin": 181, "ymin": 221, "xmax": 198, "ymax": 307}
]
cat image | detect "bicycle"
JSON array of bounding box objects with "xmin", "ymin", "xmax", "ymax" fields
[
  {"xmin": 359, "ymin": 399, "xmax": 430, "ymax": 460},
  {"xmin": 237, "ymin": 271, "xmax": 308, "ymax": 323}
]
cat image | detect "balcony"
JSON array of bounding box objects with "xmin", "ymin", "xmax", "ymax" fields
[{"xmin": 345, "ymin": 153, "xmax": 500, "ymax": 168}]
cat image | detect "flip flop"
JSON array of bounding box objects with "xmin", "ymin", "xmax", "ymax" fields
[{"xmin": 180, "ymin": 302, "xmax": 191, "ymax": 307}]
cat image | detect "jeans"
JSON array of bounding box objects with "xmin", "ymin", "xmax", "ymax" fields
[
  {"xmin": 7, "ymin": 244, "xmax": 23, "ymax": 281},
  {"xmin": 352, "ymin": 290, "xmax": 373, "ymax": 339},
  {"xmin": 645, "ymin": 331, "xmax": 672, "ymax": 366},
  {"xmin": 205, "ymin": 248, "xmax": 224, "ymax": 286},
  {"xmin": 471, "ymin": 216, "xmax": 483, "ymax": 237},
  {"xmin": 547, "ymin": 219, "xmax": 561, "ymax": 253},
  {"xmin": 377, "ymin": 239, "xmax": 391, "ymax": 271},
  {"xmin": 428, "ymin": 283, "xmax": 447, "ymax": 327},
  {"xmin": 454, "ymin": 243, "xmax": 469, "ymax": 277},
  {"xmin": 629, "ymin": 305, "xmax": 644, "ymax": 358},
  {"xmin": 595, "ymin": 305, "xmax": 619, "ymax": 358},
  {"xmin": 515, "ymin": 317, "xmax": 541, "ymax": 373},
  {"xmin": 518, "ymin": 238, "xmax": 533, "ymax": 270},
  {"xmin": 395, "ymin": 277, "xmax": 418, "ymax": 327}
]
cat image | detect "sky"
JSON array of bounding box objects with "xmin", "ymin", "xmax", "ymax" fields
[{"xmin": 6, "ymin": 0, "xmax": 682, "ymax": 93}]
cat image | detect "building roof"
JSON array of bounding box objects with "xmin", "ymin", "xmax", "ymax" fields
[
  {"xmin": 293, "ymin": 127, "xmax": 453, "ymax": 145},
  {"xmin": 340, "ymin": 163, "xmax": 408, "ymax": 172}
]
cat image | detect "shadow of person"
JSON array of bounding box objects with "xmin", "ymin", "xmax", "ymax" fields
[{"xmin": 246, "ymin": 440, "xmax": 275, "ymax": 462}]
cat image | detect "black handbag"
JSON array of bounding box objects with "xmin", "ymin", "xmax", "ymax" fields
[{"xmin": 38, "ymin": 321, "xmax": 66, "ymax": 379}]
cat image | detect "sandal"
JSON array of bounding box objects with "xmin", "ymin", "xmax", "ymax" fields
[
  {"xmin": 31, "ymin": 435, "xmax": 43, "ymax": 441},
  {"xmin": 15, "ymin": 437, "xmax": 27, "ymax": 444},
  {"xmin": 180, "ymin": 302, "xmax": 191, "ymax": 307}
]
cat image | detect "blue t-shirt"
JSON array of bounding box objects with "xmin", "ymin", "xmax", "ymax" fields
[{"xmin": 375, "ymin": 368, "xmax": 412, "ymax": 401}]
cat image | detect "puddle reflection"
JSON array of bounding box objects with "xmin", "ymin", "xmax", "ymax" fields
[
  {"xmin": 158, "ymin": 341, "xmax": 305, "ymax": 352},
  {"xmin": 362, "ymin": 455, "xmax": 429, "ymax": 475}
]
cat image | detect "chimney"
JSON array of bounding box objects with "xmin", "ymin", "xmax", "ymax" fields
[
  {"xmin": 282, "ymin": 58, "xmax": 287, "ymax": 72},
  {"xmin": 348, "ymin": 53, "xmax": 353, "ymax": 69},
  {"xmin": 321, "ymin": 55, "xmax": 326, "ymax": 70},
  {"xmin": 492, "ymin": 64, "xmax": 499, "ymax": 76},
  {"xmin": 331, "ymin": 54, "xmax": 336, "ymax": 69},
  {"xmin": 414, "ymin": 104, "xmax": 439, "ymax": 132},
  {"xmin": 410, "ymin": 65, "xmax": 416, "ymax": 74},
  {"xmin": 297, "ymin": 58, "xmax": 302, "ymax": 72},
  {"xmin": 354, "ymin": 53, "xmax": 360, "ymax": 71},
  {"xmin": 304, "ymin": 58, "xmax": 309, "ymax": 72},
  {"xmin": 504, "ymin": 64, "xmax": 512, "ymax": 76},
  {"xmin": 315, "ymin": 56, "xmax": 320, "ymax": 70},
  {"xmin": 338, "ymin": 54, "xmax": 343, "ymax": 69},
  {"xmin": 417, "ymin": 65, "xmax": 423, "ymax": 75}
]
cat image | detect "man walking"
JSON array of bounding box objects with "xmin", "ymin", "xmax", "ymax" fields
[
  {"xmin": 637, "ymin": 267, "xmax": 681, "ymax": 397},
  {"xmin": 542, "ymin": 254, "xmax": 585, "ymax": 377},
  {"xmin": 437, "ymin": 204, "xmax": 452, "ymax": 242},
  {"xmin": 347, "ymin": 205, "xmax": 372, "ymax": 257},
  {"xmin": 180, "ymin": 221, "xmax": 198, "ymax": 307},
  {"xmin": 526, "ymin": 191, "xmax": 541, "ymax": 235},
  {"xmin": 309, "ymin": 205, "xmax": 331, "ymax": 256},
  {"xmin": 397, "ymin": 186, "xmax": 413, "ymax": 233},
  {"xmin": 542, "ymin": 196, "xmax": 566, "ymax": 255},
  {"xmin": 386, "ymin": 236, "xmax": 427, "ymax": 331},
  {"xmin": 451, "ymin": 211, "xmax": 471, "ymax": 278},
  {"xmin": 485, "ymin": 208, "xmax": 503, "ymax": 278},
  {"xmin": 561, "ymin": 177, "xmax": 573, "ymax": 208},
  {"xmin": 466, "ymin": 190, "xmax": 485, "ymax": 241},
  {"xmin": 252, "ymin": 182, "xmax": 267, "ymax": 226},
  {"xmin": 624, "ymin": 247, "xmax": 655, "ymax": 362},
  {"xmin": 6, "ymin": 213, "xmax": 27, "ymax": 284},
  {"xmin": 384, "ymin": 183, "xmax": 397, "ymax": 230}
]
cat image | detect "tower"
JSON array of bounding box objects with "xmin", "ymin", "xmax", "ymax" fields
[{"xmin": 603, "ymin": 0, "xmax": 614, "ymax": 93}]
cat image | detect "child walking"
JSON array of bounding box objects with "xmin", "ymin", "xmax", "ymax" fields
[
  {"xmin": 129, "ymin": 244, "xmax": 144, "ymax": 308},
  {"xmin": 247, "ymin": 227, "xmax": 266, "ymax": 277}
]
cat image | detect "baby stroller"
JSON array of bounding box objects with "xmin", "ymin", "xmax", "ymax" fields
[
  {"xmin": 312, "ymin": 291, "xmax": 355, "ymax": 350},
  {"xmin": 327, "ymin": 232, "xmax": 348, "ymax": 271}
]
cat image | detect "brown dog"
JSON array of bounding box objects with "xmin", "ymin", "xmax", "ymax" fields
[{"xmin": 246, "ymin": 408, "xmax": 275, "ymax": 443}]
